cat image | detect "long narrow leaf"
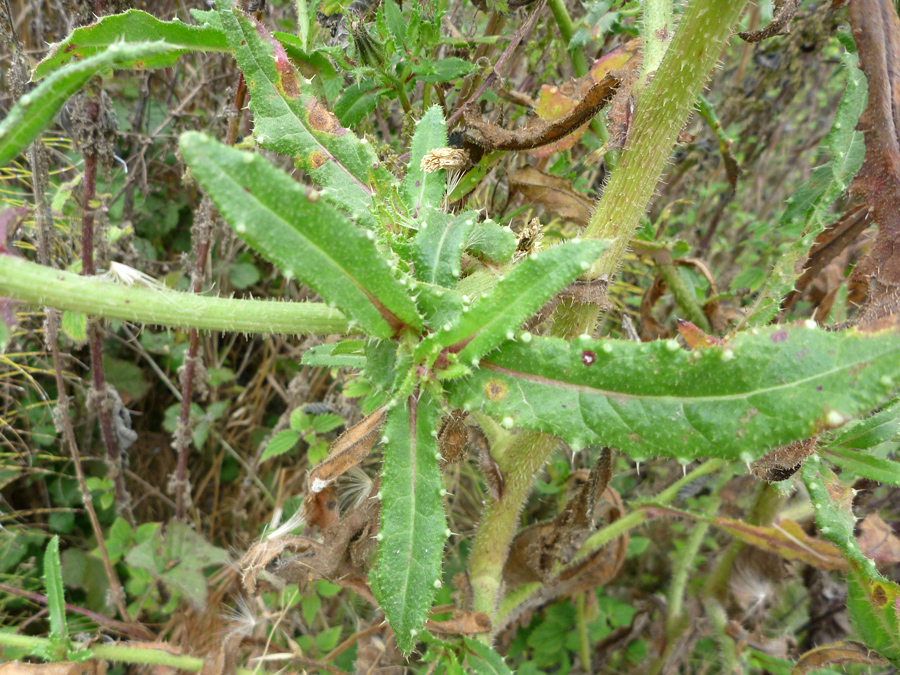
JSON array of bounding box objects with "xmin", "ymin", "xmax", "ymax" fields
[
  {"xmin": 32, "ymin": 10, "xmax": 229, "ymax": 80},
  {"xmin": 180, "ymin": 132, "xmax": 421, "ymax": 338},
  {"xmin": 447, "ymin": 324, "xmax": 900, "ymax": 460},
  {"xmin": 217, "ymin": 0, "xmax": 394, "ymax": 225},
  {"xmin": 371, "ymin": 392, "xmax": 446, "ymax": 655},
  {"xmin": 420, "ymin": 240, "xmax": 608, "ymax": 368},
  {"xmin": 0, "ymin": 42, "xmax": 176, "ymax": 168},
  {"xmin": 404, "ymin": 105, "xmax": 448, "ymax": 216},
  {"xmin": 412, "ymin": 209, "xmax": 478, "ymax": 288},
  {"xmin": 43, "ymin": 536, "xmax": 67, "ymax": 641}
]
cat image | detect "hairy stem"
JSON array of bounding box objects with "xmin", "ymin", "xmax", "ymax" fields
[
  {"xmin": 584, "ymin": 0, "xmax": 749, "ymax": 281},
  {"xmin": 0, "ymin": 256, "xmax": 349, "ymax": 335}
]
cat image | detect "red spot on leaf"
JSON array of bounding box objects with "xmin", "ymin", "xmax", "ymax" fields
[
  {"xmin": 771, "ymin": 330, "xmax": 788, "ymax": 343},
  {"xmin": 581, "ymin": 350, "xmax": 596, "ymax": 366}
]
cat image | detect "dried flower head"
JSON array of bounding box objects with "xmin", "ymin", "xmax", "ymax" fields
[{"xmin": 420, "ymin": 147, "xmax": 469, "ymax": 173}]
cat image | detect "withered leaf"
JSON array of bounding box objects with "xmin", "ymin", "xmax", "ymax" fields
[
  {"xmin": 676, "ymin": 319, "xmax": 726, "ymax": 349},
  {"xmin": 308, "ymin": 406, "xmax": 386, "ymax": 493},
  {"xmin": 463, "ymin": 74, "xmax": 619, "ymax": 152},
  {"xmin": 790, "ymin": 641, "xmax": 889, "ymax": 675},
  {"xmin": 738, "ymin": 0, "xmax": 801, "ymax": 42},
  {"xmin": 856, "ymin": 513, "xmax": 900, "ymax": 566},
  {"xmin": 510, "ymin": 167, "xmax": 594, "ymax": 226},
  {"xmin": 750, "ymin": 437, "xmax": 818, "ymax": 482},
  {"xmin": 438, "ymin": 409, "xmax": 469, "ymax": 466},
  {"xmin": 713, "ymin": 518, "xmax": 848, "ymax": 571},
  {"xmin": 426, "ymin": 611, "xmax": 492, "ymax": 635},
  {"xmin": 303, "ymin": 484, "xmax": 340, "ymax": 530},
  {"xmin": 470, "ymin": 425, "xmax": 505, "ymax": 501}
]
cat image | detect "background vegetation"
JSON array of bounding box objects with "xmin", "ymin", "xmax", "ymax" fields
[{"xmin": 1, "ymin": 0, "xmax": 900, "ymax": 673}]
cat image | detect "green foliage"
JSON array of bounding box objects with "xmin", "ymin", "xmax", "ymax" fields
[
  {"xmin": 370, "ymin": 393, "xmax": 446, "ymax": 654},
  {"xmin": 0, "ymin": 42, "xmax": 176, "ymax": 167},
  {"xmin": 449, "ymin": 325, "xmax": 900, "ymax": 459},
  {"xmin": 31, "ymin": 9, "xmax": 230, "ymax": 80}
]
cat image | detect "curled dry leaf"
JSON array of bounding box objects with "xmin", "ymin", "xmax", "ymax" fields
[
  {"xmin": 738, "ymin": 0, "xmax": 801, "ymax": 42},
  {"xmin": 470, "ymin": 425, "xmax": 505, "ymax": 501},
  {"xmin": 846, "ymin": 0, "xmax": 900, "ymax": 329},
  {"xmin": 510, "ymin": 167, "xmax": 593, "ymax": 226},
  {"xmin": 426, "ymin": 611, "xmax": 492, "ymax": 635},
  {"xmin": 307, "ymin": 406, "xmax": 386, "ymax": 493},
  {"xmin": 514, "ymin": 218, "xmax": 544, "ymax": 262},
  {"xmin": 677, "ymin": 319, "xmax": 726, "ymax": 349},
  {"xmin": 750, "ymin": 437, "xmax": 818, "ymax": 482},
  {"xmin": 790, "ymin": 640, "xmax": 889, "ymax": 675},
  {"xmin": 856, "ymin": 513, "xmax": 900, "ymax": 566},
  {"xmin": 438, "ymin": 409, "xmax": 469, "ymax": 466},
  {"xmin": 463, "ymin": 74, "xmax": 619, "ymax": 152}
]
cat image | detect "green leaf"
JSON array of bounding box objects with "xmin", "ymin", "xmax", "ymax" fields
[
  {"xmin": 310, "ymin": 413, "xmax": 344, "ymax": 434},
  {"xmin": 179, "ymin": 132, "xmax": 422, "ymax": 339},
  {"xmin": 334, "ymin": 80, "xmax": 384, "ymax": 127},
  {"xmin": 61, "ymin": 310, "xmax": 87, "ymax": 342},
  {"xmin": 384, "ymin": 0, "xmax": 407, "ymax": 47},
  {"xmin": 371, "ymin": 393, "xmax": 446, "ymax": 655},
  {"xmin": 43, "ymin": 536, "xmax": 67, "ymax": 641},
  {"xmin": 261, "ymin": 430, "xmax": 300, "ymax": 462},
  {"xmin": 828, "ymin": 399, "xmax": 900, "ymax": 450},
  {"xmin": 847, "ymin": 574, "xmax": 900, "ymax": 667},
  {"xmin": 464, "ymin": 638, "xmax": 515, "ymax": 675},
  {"xmin": 217, "ymin": 1, "xmax": 394, "ymax": 225},
  {"xmin": 228, "ymin": 262, "xmax": 260, "ymax": 289},
  {"xmin": 466, "ymin": 219, "xmax": 517, "ymax": 264},
  {"xmin": 411, "ymin": 57, "xmax": 477, "ymax": 84},
  {"xmin": 412, "ymin": 209, "xmax": 477, "ymax": 288},
  {"xmin": 822, "ymin": 446, "xmax": 900, "ymax": 487},
  {"xmin": 125, "ymin": 521, "xmax": 229, "ymax": 609},
  {"xmin": 302, "ymin": 343, "xmax": 368, "ymax": 368},
  {"xmin": 447, "ymin": 324, "xmax": 900, "ymax": 460},
  {"xmin": 315, "ymin": 626, "xmax": 343, "ymax": 652},
  {"xmin": 414, "ymin": 282, "xmax": 465, "ymax": 330},
  {"xmin": 404, "ymin": 105, "xmax": 449, "ymax": 216},
  {"xmin": 421, "ymin": 240, "xmax": 609, "ymax": 368},
  {"xmin": 0, "ymin": 42, "xmax": 176, "ymax": 168},
  {"xmin": 32, "ymin": 10, "xmax": 229, "ymax": 80}
]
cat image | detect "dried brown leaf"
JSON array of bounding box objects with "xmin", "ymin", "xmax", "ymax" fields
[
  {"xmin": 438, "ymin": 409, "xmax": 469, "ymax": 466},
  {"xmin": 856, "ymin": 513, "xmax": 900, "ymax": 566},
  {"xmin": 471, "ymin": 425, "xmax": 505, "ymax": 501},
  {"xmin": 713, "ymin": 518, "xmax": 848, "ymax": 571},
  {"xmin": 750, "ymin": 437, "xmax": 818, "ymax": 482},
  {"xmin": 463, "ymin": 74, "xmax": 619, "ymax": 151},
  {"xmin": 510, "ymin": 167, "xmax": 594, "ymax": 226},
  {"xmin": 791, "ymin": 641, "xmax": 889, "ymax": 675},
  {"xmin": 426, "ymin": 611, "xmax": 492, "ymax": 635},
  {"xmin": 308, "ymin": 406, "xmax": 386, "ymax": 493}
]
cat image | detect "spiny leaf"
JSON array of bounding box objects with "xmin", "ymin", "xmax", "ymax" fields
[
  {"xmin": 463, "ymin": 638, "xmax": 515, "ymax": 675},
  {"xmin": 404, "ymin": 105, "xmax": 449, "ymax": 217},
  {"xmin": 846, "ymin": 574, "xmax": 900, "ymax": 667},
  {"xmin": 412, "ymin": 209, "xmax": 478, "ymax": 288},
  {"xmin": 743, "ymin": 50, "xmax": 867, "ymax": 327},
  {"xmin": 828, "ymin": 398, "xmax": 900, "ymax": 450},
  {"xmin": 43, "ymin": 536, "xmax": 67, "ymax": 641},
  {"xmin": 466, "ymin": 219, "xmax": 517, "ymax": 264},
  {"xmin": 822, "ymin": 446, "xmax": 900, "ymax": 487},
  {"xmin": 371, "ymin": 393, "xmax": 446, "ymax": 655},
  {"xmin": 421, "ymin": 239, "xmax": 609, "ymax": 369},
  {"xmin": 32, "ymin": 10, "xmax": 229, "ymax": 80},
  {"xmin": 0, "ymin": 42, "xmax": 176, "ymax": 168},
  {"xmin": 447, "ymin": 324, "xmax": 900, "ymax": 460},
  {"xmin": 179, "ymin": 132, "xmax": 422, "ymax": 338},
  {"xmin": 217, "ymin": 0, "xmax": 394, "ymax": 226}
]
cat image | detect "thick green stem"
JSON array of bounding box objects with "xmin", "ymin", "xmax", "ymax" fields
[
  {"xmin": 0, "ymin": 255, "xmax": 349, "ymax": 336},
  {"xmin": 0, "ymin": 633, "xmax": 253, "ymax": 675},
  {"xmin": 548, "ymin": 0, "xmax": 588, "ymax": 76},
  {"xmin": 641, "ymin": 0, "xmax": 674, "ymax": 80},
  {"xmin": 584, "ymin": 0, "xmax": 748, "ymax": 281}
]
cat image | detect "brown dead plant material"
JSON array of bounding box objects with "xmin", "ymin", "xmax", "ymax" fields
[
  {"xmin": 241, "ymin": 481, "xmax": 380, "ymax": 597},
  {"xmin": 307, "ymin": 406, "xmax": 386, "ymax": 494},
  {"xmin": 463, "ymin": 73, "xmax": 620, "ymax": 151},
  {"xmin": 470, "ymin": 425, "xmax": 505, "ymax": 501},
  {"xmin": 438, "ymin": 409, "xmax": 469, "ymax": 466},
  {"xmin": 503, "ymin": 448, "xmax": 616, "ymax": 586},
  {"xmin": 790, "ymin": 641, "xmax": 889, "ymax": 675},
  {"xmin": 750, "ymin": 437, "xmax": 818, "ymax": 482},
  {"xmin": 738, "ymin": 0, "xmax": 801, "ymax": 42},
  {"xmin": 426, "ymin": 611, "xmax": 492, "ymax": 636},
  {"xmin": 510, "ymin": 167, "xmax": 594, "ymax": 226},
  {"xmin": 856, "ymin": 513, "xmax": 900, "ymax": 566},
  {"xmin": 846, "ymin": 0, "xmax": 900, "ymax": 330}
]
